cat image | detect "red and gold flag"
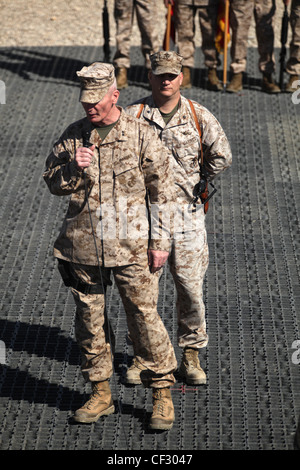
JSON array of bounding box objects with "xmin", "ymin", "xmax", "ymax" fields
[
  {"xmin": 215, "ymin": 2, "xmax": 230, "ymax": 54},
  {"xmin": 163, "ymin": 4, "xmax": 176, "ymax": 51}
]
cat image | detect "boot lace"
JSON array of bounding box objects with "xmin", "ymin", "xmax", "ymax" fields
[
  {"xmin": 153, "ymin": 390, "xmax": 167, "ymax": 417},
  {"xmin": 83, "ymin": 386, "xmax": 103, "ymax": 410}
]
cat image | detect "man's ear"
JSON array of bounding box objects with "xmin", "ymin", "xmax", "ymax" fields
[
  {"xmin": 178, "ymin": 71, "xmax": 183, "ymax": 86},
  {"xmin": 112, "ymin": 89, "xmax": 120, "ymax": 104}
]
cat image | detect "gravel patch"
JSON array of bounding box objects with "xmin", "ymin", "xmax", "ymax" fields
[{"xmin": 0, "ymin": 0, "xmax": 292, "ymax": 49}]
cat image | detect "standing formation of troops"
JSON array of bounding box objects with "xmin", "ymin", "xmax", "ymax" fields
[
  {"xmin": 113, "ymin": 0, "xmax": 300, "ymax": 93},
  {"xmin": 43, "ymin": 0, "xmax": 299, "ymax": 442}
]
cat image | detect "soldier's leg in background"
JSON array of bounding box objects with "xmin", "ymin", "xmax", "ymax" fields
[
  {"xmin": 227, "ymin": 0, "xmax": 253, "ymax": 91},
  {"xmin": 174, "ymin": 0, "xmax": 195, "ymax": 88},
  {"xmin": 254, "ymin": 0, "xmax": 280, "ymax": 92},
  {"xmin": 113, "ymin": 0, "xmax": 134, "ymax": 88},
  {"xmin": 286, "ymin": 0, "xmax": 300, "ymax": 91},
  {"xmin": 229, "ymin": 0, "xmax": 253, "ymax": 74},
  {"xmin": 198, "ymin": 0, "xmax": 222, "ymax": 90},
  {"xmin": 254, "ymin": 0, "xmax": 276, "ymax": 74},
  {"xmin": 198, "ymin": 0, "xmax": 219, "ymax": 69},
  {"xmin": 135, "ymin": 0, "xmax": 159, "ymax": 68}
]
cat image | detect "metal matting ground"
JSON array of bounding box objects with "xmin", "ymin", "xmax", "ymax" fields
[{"xmin": 0, "ymin": 45, "xmax": 299, "ymax": 451}]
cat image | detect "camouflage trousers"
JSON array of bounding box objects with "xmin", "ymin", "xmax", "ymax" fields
[
  {"xmin": 174, "ymin": 0, "xmax": 220, "ymax": 69},
  {"xmin": 229, "ymin": 0, "xmax": 276, "ymax": 74},
  {"xmin": 69, "ymin": 260, "xmax": 177, "ymax": 388},
  {"xmin": 167, "ymin": 228, "xmax": 209, "ymax": 350},
  {"xmin": 113, "ymin": 0, "xmax": 159, "ymax": 69},
  {"xmin": 286, "ymin": 0, "xmax": 300, "ymax": 76}
]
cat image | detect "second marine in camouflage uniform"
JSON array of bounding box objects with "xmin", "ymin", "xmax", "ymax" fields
[
  {"xmin": 126, "ymin": 51, "xmax": 232, "ymax": 385},
  {"xmin": 43, "ymin": 62, "xmax": 177, "ymax": 430}
]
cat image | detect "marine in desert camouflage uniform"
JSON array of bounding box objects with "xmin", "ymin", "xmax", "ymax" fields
[
  {"xmin": 43, "ymin": 62, "xmax": 177, "ymax": 430},
  {"xmin": 227, "ymin": 0, "xmax": 280, "ymax": 93},
  {"xmin": 113, "ymin": 0, "xmax": 159, "ymax": 89},
  {"xmin": 285, "ymin": 0, "xmax": 300, "ymax": 92},
  {"xmin": 125, "ymin": 51, "xmax": 232, "ymax": 386},
  {"xmin": 166, "ymin": 0, "xmax": 222, "ymax": 90}
]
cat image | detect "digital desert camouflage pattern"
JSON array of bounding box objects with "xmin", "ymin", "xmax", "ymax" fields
[
  {"xmin": 169, "ymin": 230, "xmax": 209, "ymax": 349},
  {"xmin": 113, "ymin": 0, "xmax": 159, "ymax": 69},
  {"xmin": 229, "ymin": 0, "xmax": 277, "ymax": 74},
  {"xmin": 43, "ymin": 107, "xmax": 177, "ymax": 387},
  {"xmin": 126, "ymin": 94, "xmax": 232, "ymax": 349},
  {"xmin": 150, "ymin": 51, "xmax": 183, "ymax": 75},
  {"xmin": 286, "ymin": 0, "xmax": 300, "ymax": 76},
  {"xmin": 77, "ymin": 62, "xmax": 115, "ymax": 104},
  {"xmin": 174, "ymin": 0, "xmax": 220, "ymax": 69},
  {"xmin": 126, "ymin": 95, "xmax": 232, "ymax": 206},
  {"xmin": 70, "ymin": 261, "xmax": 177, "ymax": 387},
  {"xmin": 43, "ymin": 107, "xmax": 174, "ymax": 267}
]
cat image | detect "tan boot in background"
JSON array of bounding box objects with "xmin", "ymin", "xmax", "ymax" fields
[
  {"xmin": 179, "ymin": 347, "xmax": 206, "ymax": 385},
  {"xmin": 226, "ymin": 72, "xmax": 243, "ymax": 93},
  {"xmin": 181, "ymin": 66, "xmax": 192, "ymax": 89},
  {"xmin": 116, "ymin": 67, "xmax": 128, "ymax": 89},
  {"xmin": 149, "ymin": 388, "xmax": 175, "ymax": 430},
  {"xmin": 207, "ymin": 68, "xmax": 222, "ymax": 91},
  {"xmin": 261, "ymin": 73, "xmax": 280, "ymax": 93},
  {"xmin": 73, "ymin": 380, "xmax": 114, "ymax": 423},
  {"xmin": 126, "ymin": 357, "xmax": 147, "ymax": 385},
  {"xmin": 285, "ymin": 74, "xmax": 300, "ymax": 92}
]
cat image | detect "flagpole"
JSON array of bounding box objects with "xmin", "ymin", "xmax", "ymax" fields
[
  {"xmin": 165, "ymin": 3, "xmax": 172, "ymax": 51},
  {"xmin": 223, "ymin": 0, "xmax": 229, "ymax": 91}
]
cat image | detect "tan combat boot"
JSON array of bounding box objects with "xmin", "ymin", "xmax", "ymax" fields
[
  {"xmin": 181, "ymin": 66, "xmax": 192, "ymax": 89},
  {"xmin": 226, "ymin": 72, "xmax": 243, "ymax": 93},
  {"xmin": 285, "ymin": 74, "xmax": 300, "ymax": 92},
  {"xmin": 116, "ymin": 67, "xmax": 128, "ymax": 89},
  {"xmin": 179, "ymin": 347, "xmax": 206, "ymax": 385},
  {"xmin": 126, "ymin": 357, "xmax": 147, "ymax": 385},
  {"xmin": 207, "ymin": 68, "xmax": 222, "ymax": 91},
  {"xmin": 73, "ymin": 380, "xmax": 115, "ymax": 423},
  {"xmin": 261, "ymin": 73, "xmax": 280, "ymax": 93},
  {"xmin": 149, "ymin": 388, "xmax": 175, "ymax": 430}
]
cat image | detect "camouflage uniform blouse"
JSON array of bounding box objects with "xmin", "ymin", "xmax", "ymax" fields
[
  {"xmin": 126, "ymin": 95, "xmax": 232, "ymax": 208},
  {"xmin": 43, "ymin": 107, "xmax": 174, "ymax": 267}
]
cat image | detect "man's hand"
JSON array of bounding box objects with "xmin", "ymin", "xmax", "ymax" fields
[
  {"xmin": 75, "ymin": 144, "xmax": 95, "ymax": 170},
  {"xmin": 148, "ymin": 249, "xmax": 169, "ymax": 273}
]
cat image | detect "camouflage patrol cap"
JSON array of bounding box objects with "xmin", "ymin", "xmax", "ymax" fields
[
  {"xmin": 150, "ymin": 51, "xmax": 183, "ymax": 75},
  {"xmin": 76, "ymin": 62, "xmax": 115, "ymax": 103}
]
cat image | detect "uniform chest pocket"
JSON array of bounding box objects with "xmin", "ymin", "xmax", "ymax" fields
[
  {"xmin": 174, "ymin": 137, "xmax": 200, "ymax": 176},
  {"xmin": 113, "ymin": 164, "xmax": 145, "ymax": 195}
]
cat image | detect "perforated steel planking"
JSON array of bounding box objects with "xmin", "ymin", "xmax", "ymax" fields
[{"xmin": 0, "ymin": 45, "xmax": 299, "ymax": 451}]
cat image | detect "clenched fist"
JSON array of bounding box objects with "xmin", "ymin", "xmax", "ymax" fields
[{"xmin": 75, "ymin": 144, "xmax": 95, "ymax": 170}]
